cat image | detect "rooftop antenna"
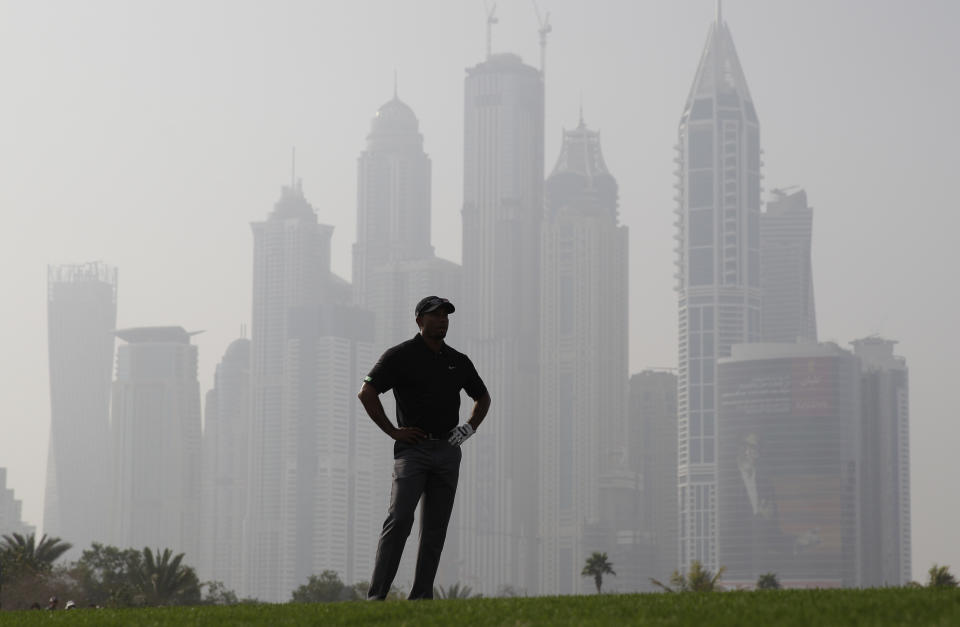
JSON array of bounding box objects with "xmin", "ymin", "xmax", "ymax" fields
[
  {"xmin": 483, "ymin": 1, "xmax": 498, "ymax": 58},
  {"xmin": 393, "ymin": 68, "xmax": 398, "ymax": 99},
  {"xmin": 716, "ymin": 0, "xmax": 723, "ymax": 24},
  {"xmin": 531, "ymin": 0, "xmax": 552, "ymax": 76}
]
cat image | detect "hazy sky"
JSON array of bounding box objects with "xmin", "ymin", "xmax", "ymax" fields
[{"xmin": 1, "ymin": 0, "xmax": 958, "ymax": 579}]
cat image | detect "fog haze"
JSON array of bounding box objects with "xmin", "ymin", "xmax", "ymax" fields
[{"xmin": 1, "ymin": 0, "xmax": 958, "ymax": 580}]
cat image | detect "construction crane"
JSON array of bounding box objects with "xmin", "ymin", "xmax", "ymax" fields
[
  {"xmin": 770, "ymin": 185, "xmax": 800, "ymax": 198},
  {"xmin": 531, "ymin": 0, "xmax": 552, "ymax": 76},
  {"xmin": 483, "ymin": 1, "xmax": 498, "ymax": 59}
]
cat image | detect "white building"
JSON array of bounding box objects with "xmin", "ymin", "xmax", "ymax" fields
[
  {"xmin": 245, "ymin": 182, "xmax": 349, "ymax": 601},
  {"xmin": 353, "ymin": 93, "xmax": 462, "ymax": 348},
  {"xmin": 457, "ymin": 51, "xmax": 544, "ymax": 595},
  {"xmin": 280, "ymin": 305, "xmax": 383, "ymax": 594},
  {"xmin": 200, "ymin": 337, "xmax": 250, "ymax": 592},
  {"xmin": 628, "ymin": 370, "xmax": 679, "ymax": 589},
  {"xmin": 853, "ymin": 336, "xmax": 911, "ymax": 586},
  {"xmin": 110, "ymin": 327, "xmax": 202, "ymax": 562},
  {"xmin": 44, "ymin": 262, "xmax": 116, "ymax": 555},
  {"xmin": 760, "ymin": 189, "xmax": 817, "ymax": 343},
  {"xmin": 675, "ymin": 7, "xmax": 762, "ymax": 573},
  {"xmin": 538, "ymin": 118, "xmax": 628, "ymax": 594},
  {"xmin": 0, "ymin": 468, "xmax": 35, "ymax": 537}
]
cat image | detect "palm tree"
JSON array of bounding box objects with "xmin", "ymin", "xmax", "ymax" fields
[
  {"xmin": 433, "ymin": 582, "xmax": 481, "ymax": 599},
  {"xmin": 0, "ymin": 533, "xmax": 73, "ymax": 575},
  {"xmin": 135, "ymin": 548, "xmax": 201, "ymax": 605},
  {"xmin": 755, "ymin": 572, "xmax": 781, "ymax": 590},
  {"xmin": 927, "ymin": 564, "xmax": 958, "ymax": 588},
  {"xmin": 581, "ymin": 552, "xmax": 616, "ymax": 594},
  {"xmin": 651, "ymin": 560, "xmax": 726, "ymax": 593}
]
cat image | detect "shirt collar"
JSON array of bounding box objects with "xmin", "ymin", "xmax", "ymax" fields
[{"xmin": 414, "ymin": 333, "xmax": 445, "ymax": 355}]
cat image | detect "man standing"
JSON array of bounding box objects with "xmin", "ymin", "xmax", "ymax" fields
[{"xmin": 359, "ymin": 296, "xmax": 491, "ymax": 600}]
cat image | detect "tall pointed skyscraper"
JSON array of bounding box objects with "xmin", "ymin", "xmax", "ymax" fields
[
  {"xmin": 44, "ymin": 262, "xmax": 117, "ymax": 555},
  {"xmin": 538, "ymin": 117, "xmax": 627, "ymax": 594},
  {"xmin": 676, "ymin": 8, "xmax": 761, "ymax": 572},
  {"xmin": 458, "ymin": 51, "xmax": 544, "ymax": 594}
]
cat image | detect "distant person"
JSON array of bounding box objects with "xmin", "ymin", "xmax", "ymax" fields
[
  {"xmin": 46, "ymin": 596, "xmax": 58, "ymax": 610},
  {"xmin": 359, "ymin": 296, "xmax": 491, "ymax": 600}
]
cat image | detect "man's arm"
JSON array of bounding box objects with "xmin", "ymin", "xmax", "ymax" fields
[
  {"xmin": 357, "ymin": 382, "xmax": 427, "ymax": 444},
  {"xmin": 448, "ymin": 391, "xmax": 491, "ymax": 446},
  {"xmin": 467, "ymin": 391, "xmax": 491, "ymax": 431}
]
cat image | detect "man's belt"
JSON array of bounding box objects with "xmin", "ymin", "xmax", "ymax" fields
[{"xmin": 424, "ymin": 429, "xmax": 454, "ymax": 441}]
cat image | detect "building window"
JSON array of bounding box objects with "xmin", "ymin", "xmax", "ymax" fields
[
  {"xmin": 689, "ymin": 171, "xmax": 714, "ymax": 208},
  {"xmin": 690, "ymin": 129, "xmax": 714, "ymax": 168},
  {"xmin": 690, "ymin": 248, "xmax": 713, "ymax": 286},
  {"xmin": 690, "ymin": 99, "xmax": 713, "ymax": 119},
  {"xmin": 690, "ymin": 209, "xmax": 713, "ymax": 247}
]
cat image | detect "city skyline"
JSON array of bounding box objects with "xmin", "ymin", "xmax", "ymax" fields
[{"xmin": 2, "ymin": 0, "xmax": 958, "ymax": 581}]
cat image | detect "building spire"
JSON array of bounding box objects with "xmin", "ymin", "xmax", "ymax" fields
[
  {"xmin": 290, "ymin": 146, "xmax": 296, "ymax": 188},
  {"xmin": 716, "ymin": 0, "xmax": 723, "ymax": 25},
  {"xmin": 393, "ymin": 69, "xmax": 398, "ymax": 99}
]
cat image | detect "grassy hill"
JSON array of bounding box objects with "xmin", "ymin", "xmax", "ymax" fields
[{"xmin": 1, "ymin": 588, "xmax": 958, "ymax": 626}]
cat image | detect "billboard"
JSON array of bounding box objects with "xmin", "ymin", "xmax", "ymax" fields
[{"xmin": 718, "ymin": 354, "xmax": 858, "ymax": 587}]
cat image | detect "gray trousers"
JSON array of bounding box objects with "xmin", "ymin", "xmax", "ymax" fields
[{"xmin": 367, "ymin": 440, "xmax": 462, "ymax": 600}]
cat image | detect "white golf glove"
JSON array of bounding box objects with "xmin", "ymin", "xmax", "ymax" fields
[{"xmin": 448, "ymin": 423, "xmax": 475, "ymax": 446}]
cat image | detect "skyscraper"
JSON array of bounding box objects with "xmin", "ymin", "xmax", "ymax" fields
[
  {"xmin": 353, "ymin": 93, "xmax": 461, "ymax": 348},
  {"xmin": 200, "ymin": 337, "xmax": 250, "ymax": 592},
  {"xmin": 1, "ymin": 468, "xmax": 35, "ymax": 537},
  {"xmin": 675, "ymin": 8, "xmax": 761, "ymax": 572},
  {"xmin": 629, "ymin": 370, "xmax": 679, "ymax": 588},
  {"xmin": 716, "ymin": 343, "xmax": 861, "ymax": 588},
  {"xmin": 458, "ymin": 51, "xmax": 544, "ymax": 594},
  {"xmin": 760, "ymin": 188, "xmax": 817, "ymax": 343},
  {"xmin": 279, "ymin": 304, "xmax": 380, "ymax": 594},
  {"xmin": 245, "ymin": 182, "xmax": 349, "ymax": 601},
  {"xmin": 853, "ymin": 336, "xmax": 911, "ymax": 586},
  {"xmin": 538, "ymin": 118, "xmax": 627, "ymax": 594},
  {"xmin": 110, "ymin": 327, "xmax": 202, "ymax": 561},
  {"xmin": 44, "ymin": 262, "xmax": 117, "ymax": 554}
]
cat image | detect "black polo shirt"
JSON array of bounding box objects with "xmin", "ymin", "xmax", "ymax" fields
[{"xmin": 364, "ymin": 334, "xmax": 487, "ymax": 436}]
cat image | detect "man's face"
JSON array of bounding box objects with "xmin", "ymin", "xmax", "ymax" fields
[{"xmin": 418, "ymin": 309, "xmax": 449, "ymax": 340}]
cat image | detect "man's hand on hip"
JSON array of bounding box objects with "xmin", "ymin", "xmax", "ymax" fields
[
  {"xmin": 448, "ymin": 424, "xmax": 475, "ymax": 446},
  {"xmin": 391, "ymin": 426, "xmax": 427, "ymax": 444}
]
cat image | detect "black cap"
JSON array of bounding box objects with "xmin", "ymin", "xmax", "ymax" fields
[{"xmin": 415, "ymin": 296, "xmax": 455, "ymax": 317}]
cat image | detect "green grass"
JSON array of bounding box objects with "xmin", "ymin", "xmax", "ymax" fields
[{"xmin": 1, "ymin": 588, "xmax": 958, "ymax": 626}]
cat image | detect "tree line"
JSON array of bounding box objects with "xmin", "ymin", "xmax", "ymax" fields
[
  {"xmin": 0, "ymin": 532, "xmax": 491, "ymax": 609},
  {"xmin": 0, "ymin": 533, "xmax": 241, "ymax": 610},
  {"xmin": 4, "ymin": 534, "xmax": 954, "ymax": 608}
]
